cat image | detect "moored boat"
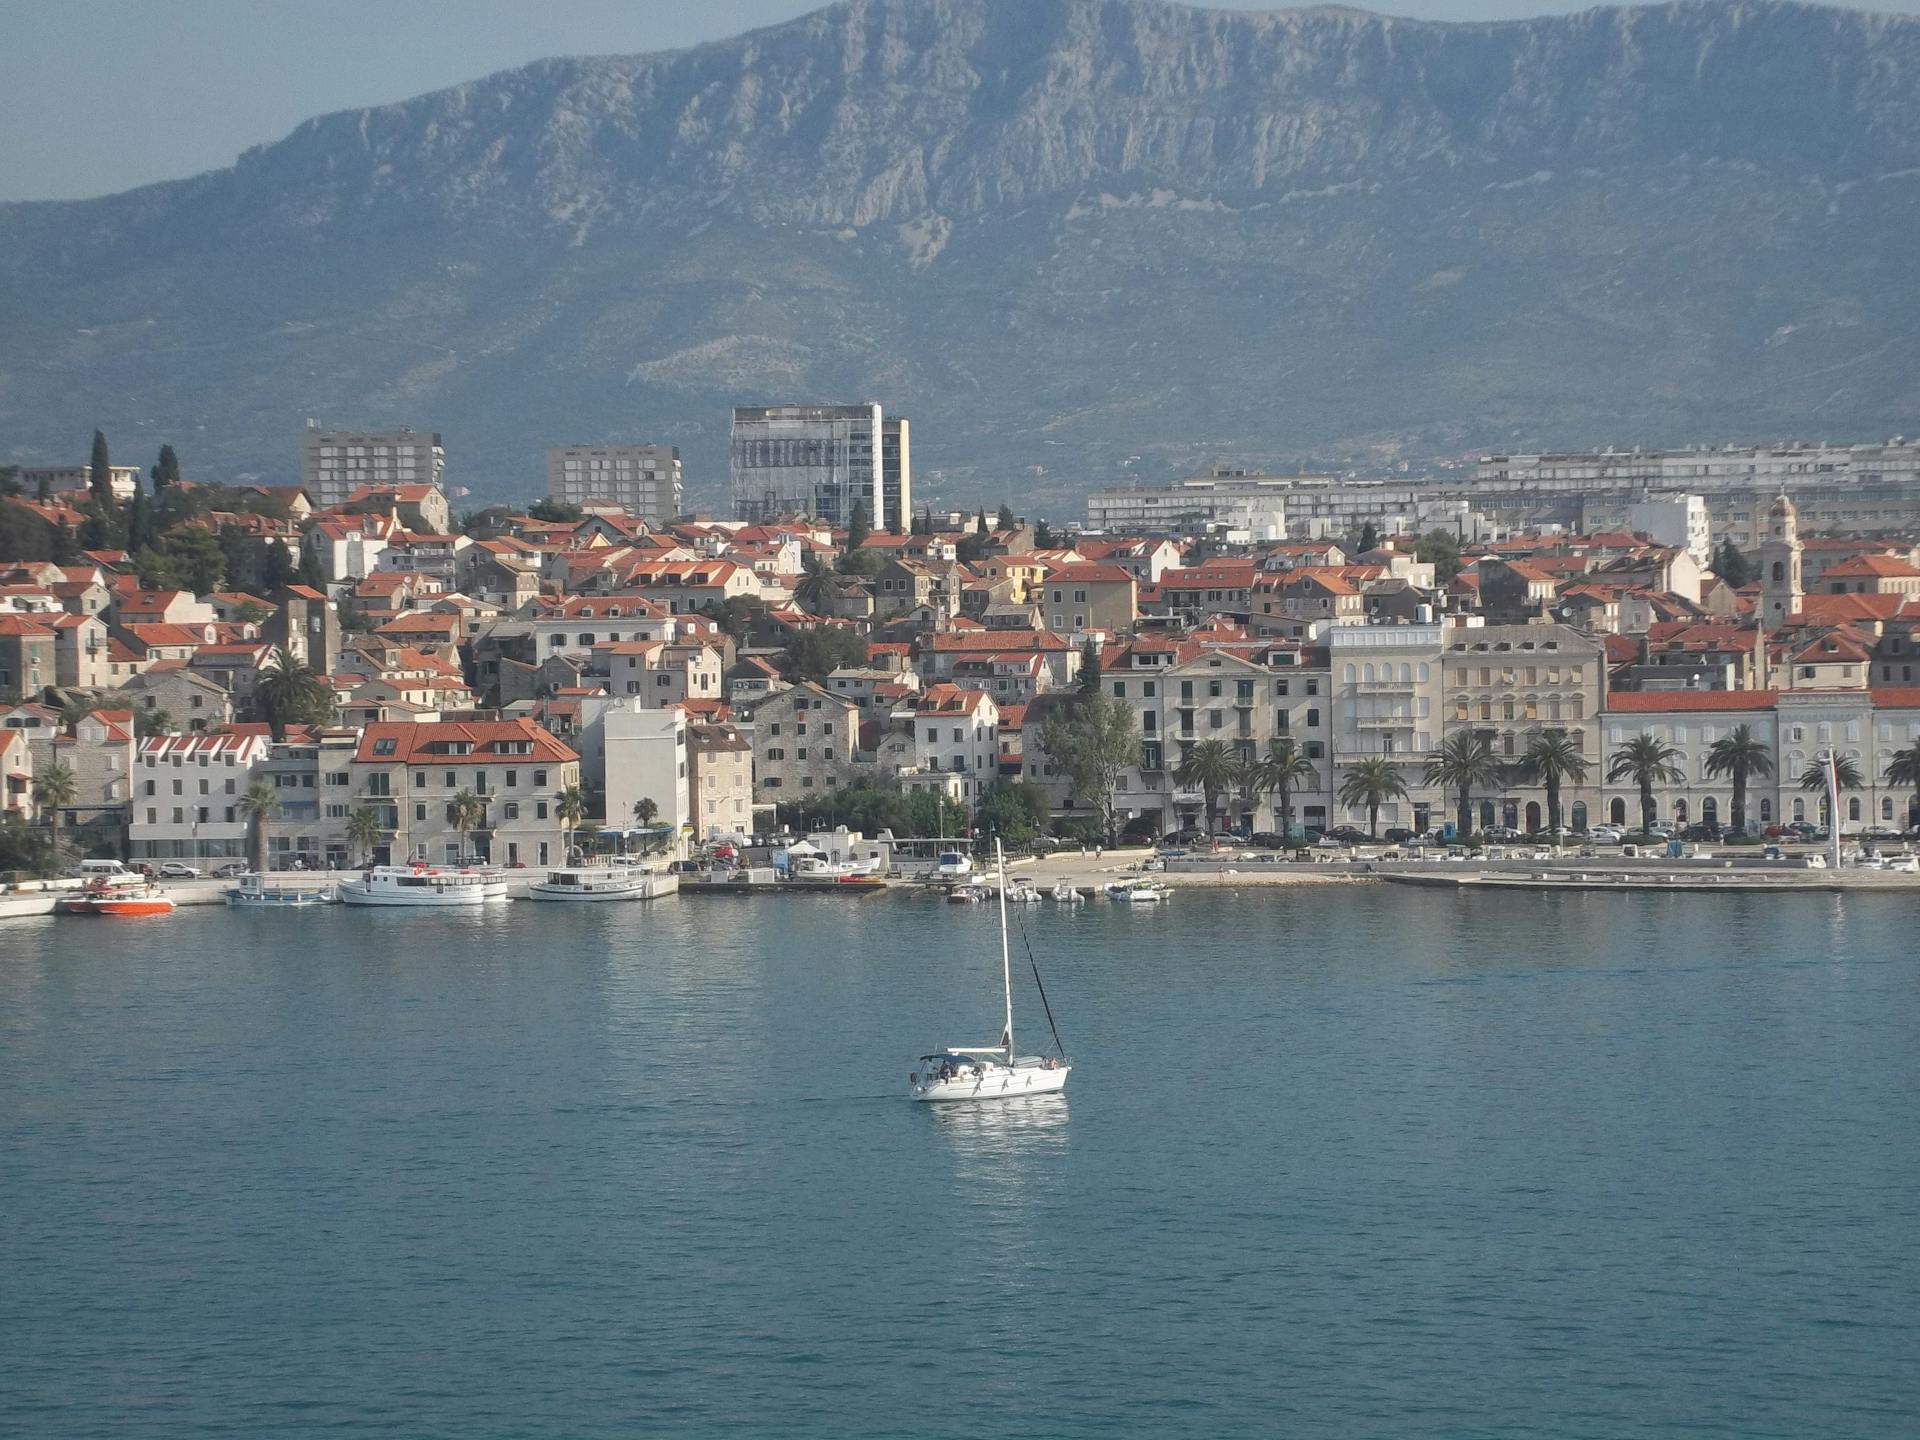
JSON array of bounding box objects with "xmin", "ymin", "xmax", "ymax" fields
[
  {"xmin": 1104, "ymin": 878, "xmax": 1172, "ymax": 904},
  {"xmin": 337, "ymin": 864, "xmax": 489, "ymax": 907},
  {"xmin": 1050, "ymin": 880, "xmax": 1085, "ymax": 905},
  {"xmin": 60, "ymin": 874, "xmax": 175, "ymax": 917},
  {"xmin": 225, "ymin": 873, "xmax": 337, "ymax": 908},
  {"xmin": 527, "ymin": 860, "xmax": 668, "ymax": 901}
]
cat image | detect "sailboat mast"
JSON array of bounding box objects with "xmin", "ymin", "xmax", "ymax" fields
[{"xmin": 996, "ymin": 838, "xmax": 1014, "ymax": 1059}]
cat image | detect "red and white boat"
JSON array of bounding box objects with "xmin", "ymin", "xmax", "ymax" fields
[{"xmin": 60, "ymin": 873, "xmax": 176, "ymax": 918}]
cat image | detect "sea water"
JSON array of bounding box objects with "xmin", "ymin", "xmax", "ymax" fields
[{"xmin": 2, "ymin": 887, "xmax": 1915, "ymax": 1437}]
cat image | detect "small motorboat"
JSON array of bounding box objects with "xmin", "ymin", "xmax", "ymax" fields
[
  {"xmin": 225, "ymin": 873, "xmax": 337, "ymax": 908},
  {"xmin": 1104, "ymin": 879, "xmax": 1172, "ymax": 904},
  {"xmin": 944, "ymin": 881, "xmax": 991, "ymax": 903},
  {"xmin": 1050, "ymin": 880, "xmax": 1085, "ymax": 905},
  {"xmin": 999, "ymin": 880, "xmax": 1044, "ymax": 904},
  {"xmin": 527, "ymin": 861, "xmax": 668, "ymax": 901},
  {"xmin": 60, "ymin": 874, "xmax": 175, "ymax": 917}
]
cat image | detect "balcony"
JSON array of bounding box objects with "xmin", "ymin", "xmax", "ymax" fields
[
  {"xmin": 1354, "ymin": 715, "xmax": 1416, "ymax": 730},
  {"xmin": 1354, "ymin": 679, "xmax": 1417, "ymax": 694}
]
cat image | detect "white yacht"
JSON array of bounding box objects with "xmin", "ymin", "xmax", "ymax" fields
[
  {"xmin": 910, "ymin": 840, "xmax": 1070, "ymax": 1104},
  {"xmin": 338, "ymin": 864, "xmax": 489, "ymax": 907},
  {"xmin": 933, "ymin": 851, "xmax": 973, "ymax": 881},
  {"xmin": 527, "ymin": 861, "xmax": 669, "ymax": 902}
]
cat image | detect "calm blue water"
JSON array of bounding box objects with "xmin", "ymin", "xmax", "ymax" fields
[{"xmin": 2, "ymin": 887, "xmax": 1917, "ymax": 1438}]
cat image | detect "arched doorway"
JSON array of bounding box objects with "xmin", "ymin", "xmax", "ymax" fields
[
  {"xmin": 1848, "ymin": 796, "xmax": 1861, "ymax": 823},
  {"xmin": 1674, "ymin": 799, "xmax": 1688, "ymax": 826},
  {"xmin": 1702, "ymin": 797, "xmax": 1718, "ymax": 830},
  {"xmin": 1501, "ymin": 800, "xmax": 1519, "ymax": 830},
  {"xmin": 1760, "ymin": 798, "xmax": 1772, "ymax": 823},
  {"xmin": 1609, "ymin": 798, "xmax": 1626, "ymax": 826},
  {"xmin": 1525, "ymin": 801, "xmax": 1542, "ymax": 833},
  {"xmin": 1792, "ymin": 797, "xmax": 1805, "ymax": 822},
  {"xmin": 1571, "ymin": 801, "xmax": 1588, "ymax": 832},
  {"xmin": 1479, "ymin": 800, "xmax": 1496, "ymax": 831}
]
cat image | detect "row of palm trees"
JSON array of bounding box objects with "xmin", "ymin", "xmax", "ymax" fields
[{"xmin": 1163, "ymin": 725, "xmax": 1920, "ymax": 841}]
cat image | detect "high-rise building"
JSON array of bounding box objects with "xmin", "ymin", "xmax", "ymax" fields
[
  {"xmin": 731, "ymin": 403, "xmax": 901, "ymax": 529},
  {"xmin": 882, "ymin": 417, "xmax": 912, "ymax": 531},
  {"xmin": 301, "ymin": 423, "xmax": 444, "ymax": 510},
  {"xmin": 546, "ymin": 444, "xmax": 683, "ymax": 523}
]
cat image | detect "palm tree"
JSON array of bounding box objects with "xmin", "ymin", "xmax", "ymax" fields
[
  {"xmin": 345, "ymin": 807, "xmax": 385, "ymax": 867},
  {"xmin": 1607, "ymin": 732, "xmax": 1684, "ymax": 835},
  {"xmin": 238, "ymin": 780, "xmax": 280, "ymax": 874},
  {"xmin": 555, "ymin": 784, "xmax": 587, "ymax": 860},
  {"xmin": 255, "ymin": 645, "xmax": 330, "ymax": 741},
  {"xmin": 1337, "ymin": 758, "xmax": 1408, "ymax": 839},
  {"xmin": 1518, "ymin": 728, "xmax": 1589, "ymax": 835},
  {"xmin": 794, "ymin": 561, "xmax": 839, "ymax": 616},
  {"xmin": 1886, "ymin": 743, "xmax": 1920, "ymax": 831},
  {"xmin": 632, "ymin": 796, "xmax": 660, "ymax": 854},
  {"xmin": 1703, "ymin": 723, "xmax": 1775, "ymax": 834},
  {"xmin": 1800, "ymin": 753, "xmax": 1864, "ymax": 828},
  {"xmin": 31, "ymin": 760, "xmax": 78, "ymax": 857},
  {"xmin": 1172, "ymin": 738, "xmax": 1243, "ymax": 836},
  {"xmin": 1246, "ymin": 737, "xmax": 1316, "ymax": 840},
  {"xmin": 1424, "ymin": 730, "xmax": 1501, "ymax": 840},
  {"xmin": 449, "ymin": 788, "xmax": 488, "ymax": 862}
]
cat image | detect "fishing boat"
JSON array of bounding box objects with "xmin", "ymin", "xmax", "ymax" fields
[
  {"xmin": 933, "ymin": 851, "xmax": 973, "ymax": 881},
  {"xmin": 910, "ymin": 840, "xmax": 1070, "ymax": 1103},
  {"xmin": 60, "ymin": 873, "xmax": 175, "ymax": 917},
  {"xmin": 225, "ymin": 873, "xmax": 337, "ymax": 908},
  {"xmin": 788, "ymin": 854, "xmax": 882, "ymax": 885},
  {"xmin": 337, "ymin": 864, "xmax": 489, "ymax": 907},
  {"xmin": 452, "ymin": 865, "xmax": 513, "ymax": 900},
  {"xmin": 1050, "ymin": 880, "xmax": 1085, "ymax": 905},
  {"xmin": 527, "ymin": 860, "xmax": 667, "ymax": 902},
  {"xmin": 1104, "ymin": 878, "xmax": 1172, "ymax": 904}
]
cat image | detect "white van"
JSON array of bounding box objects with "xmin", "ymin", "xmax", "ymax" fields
[{"xmin": 77, "ymin": 859, "xmax": 132, "ymax": 878}]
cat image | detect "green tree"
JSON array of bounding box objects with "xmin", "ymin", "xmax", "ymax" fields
[
  {"xmin": 997, "ymin": 503, "xmax": 1016, "ymax": 531},
  {"xmin": 1413, "ymin": 530, "xmax": 1463, "ymax": 584},
  {"xmin": 50, "ymin": 521, "xmax": 79, "ymax": 565},
  {"xmin": 346, "ymin": 807, "xmax": 385, "ymax": 866},
  {"xmin": 835, "ymin": 546, "xmax": 884, "ymax": 578},
  {"xmin": 974, "ymin": 781, "xmax": 1050, "ymax": 848},
  {"xmin": 1607, "ymin": 732, "xmax": 1684, "ymax": 835},
  {"xmin": 1075, "ymin": 638, "xmax": 1102, "ymax": 699},
  {"xmin": 0, "ymin": 465, "xmax": 19, "ymax": 498},
  {"xmin": 159, "ymin": 525, "xmax": 226, "ymax": 594},
  {"xmin": 1033, "ymin": 519, "xmax": 1057, "ymax": 549},
  {"xmin": 124, "ymin": 483, "xmax": 153, "ymax": 556},
  {"xmin": 0, "ymin": 814, "xmax": 60, "ymax": 877},
  {"xmin": 239, "ymin": 780, "xmax": 280, "ymax": 873},
  {"xmin": 1712, "ymin": 538, "xmax": 1755, "ymax": 587},
  {"xmin": 1886, "ymin": 743, "xmax": 1920, "ymax": 831},
  {"xmin": 1518, "ymin": 727, "xmax": 1589, "ymax": 835},
  {"xmin": 846, "ymin": 498, "xmax": 871, "ymax": 552},
  {"xmin": 133, "ymin": 707, "xmax": 175, "ymax": 739},
  {"xmin": 1703, "ymin": 723, "xmax": 1775, "ymax": 833},
  {"xmin": 1337, "ymin": 757, "xmax": 1408, "ymax": 839},
  {"xmin": 297, "ymin": 547, "xmax": 329, "ymax": 592},
  {"xmin": 31, "ymin": 760, "xmax": 78, "ymax": 858},
  {"xmin": 0, "ymin": 502, "xmax": 58, "ymax": 563},
  {"xmin": 1425, "ymin": 729, "xmax": 1502, "ymax": 840},
  {"xmin": 975, "ymin": 509, "xmax": 989, "ymax": 537},
  {"xmin": 555, "ymin": 784, "xmax": 587, "ymax": 858},
  {"xmin": 149, "ymin": 444, "xmax": 180, "ymax": 492},
  {"xmin": 528, "ymin": 497, "xmax": 584, "ymax": 524},
  {"xmin": 780, "ymin": 628, "xmax": 868, "ymax": 683},
  {"xmin": 1246, "ymin": 737, "xmax": 1316, "ymax": 839},
  {"xmin": 89, "ymin": 429, "xmax": 114, "ymax": 511},
  {"xmin": 449, "ymin": 788, "xmax": 488, "ymax": 861},
  {"xmin": 1354, "ymin": 520, "xmax": 1380, "ymax": 555},
  {"xmin": 1172, "ymin": 738, "xmax": 1244, "ymax": 836},
  {"xmin": 1036, "ymin": 691, "xmax": 1140, "ymax": 843},
  {"xmin": 255, "ymin": 646, "xmax": 332, "ymax": 740},
  {"xmin": 696, "ymin": 596, "xmax": 759, "ymax": 642}
]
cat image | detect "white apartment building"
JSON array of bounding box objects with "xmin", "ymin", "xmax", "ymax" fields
[
  {"xmin": 13, "ymin": 464, "xmax": 141, "ymax": 503},
  {"xmin": 602, "ymin": 701, "xmax": 691, "ymax": 852},
  {"xmin": 547, "ymin": 444, "xmax": 683, "ymax": 524},
  {"xmin": 911, "ymin": 685, "xmax": 1000, "ymax": 805},
  {"xmin": 301, "ymin": 423, "xmax": 444, "ymax": 509},
  {"xmin": 1329, "ymin": 624, "xmax": 1446, "ymax": 833},
  {"xmin": 131, "ymin": 731, "xmax": 273, "ymax": 862}
]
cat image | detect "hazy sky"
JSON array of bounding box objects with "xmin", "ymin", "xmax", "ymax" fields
[{"xmin": 3, "ymin": 0, "xmax": 1913, "ymax": 202}]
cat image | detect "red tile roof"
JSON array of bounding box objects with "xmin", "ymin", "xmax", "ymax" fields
[
  {"xmin": 1607, "ymin": 690, "xmax": 1779, "ymax": 712},
  {"xmin": 353, "ymin": 718, "xmax": 577, "ymax": 765}
]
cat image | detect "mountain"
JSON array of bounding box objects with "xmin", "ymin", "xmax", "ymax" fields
[{"xmin": 3, "ymin": 0, "xmax": 1918, "ymax": 512}]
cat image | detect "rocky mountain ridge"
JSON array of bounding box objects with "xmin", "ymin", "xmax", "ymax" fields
[{"xmin": 3, "ymin": 0, "xmax": 1916, "ymax": 507}]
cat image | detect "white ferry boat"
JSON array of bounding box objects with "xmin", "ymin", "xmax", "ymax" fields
[
  {"xmin": 526, "ymin": 861, "xmax": 670, "ymax": 902},
  {"xmin": 338, "ymin": 864, "xmax": 489, "ymax": 908}
]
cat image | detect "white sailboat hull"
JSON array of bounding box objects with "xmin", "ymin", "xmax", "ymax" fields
[
  {"xmin": 338, "ymin": 883, "xmax": 486, "ymax": 907},
  {"xmin": 910, "ymin": 1062, "xmax": 1070, "ymax": 1103}
]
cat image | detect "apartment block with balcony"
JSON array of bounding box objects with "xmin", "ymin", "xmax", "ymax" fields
[
  {"xmin": 547, "ymin": 444, "xmax": 683, "ymax": 524},
  {"xmin": 130, "ymin": 731, "xmax": 273, "ymax": 862},
  {"xmin": 1330, "ymin": 624, "xmax": 1446, "ymax": 833},
  {"xmin": 351, "ymin": 719, "xmax": 580, "ymax": 868},
  {"xmin": 301, "ymin": 425, "xmax": 444, "ymax": 510}
]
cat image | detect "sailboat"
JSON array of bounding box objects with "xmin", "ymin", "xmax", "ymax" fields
[{"xmin": 909, "ymin": 839, "xmax": 1071, "ymax": 1103}]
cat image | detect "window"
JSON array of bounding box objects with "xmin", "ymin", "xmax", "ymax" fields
[
  {"xmin": 1306, "ymin": 708, "xmax": 1320, "ymax": 728},
  {"xmin": 533, "ymin": 770, "xmax": 548, "ymax": 788}
]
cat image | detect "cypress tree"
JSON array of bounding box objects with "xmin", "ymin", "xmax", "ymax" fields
[
  {"xmin": 150, "ymin": 444, "xmax": 180, "ymax": 492},
  {"xmin": 88, "ymin": 430, "xmax": 113, "ymax": 510}
]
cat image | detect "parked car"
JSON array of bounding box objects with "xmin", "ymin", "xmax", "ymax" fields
[
  {"xmin": 1325, "ymin": 826, "xmax": 1371, "ymax": 845},
  {"xmin": 1162, "ymin": 828, "xmax": 1206, "ymax": 847},
  {"xmin": 1247, "ymin": 832, "xmax": 1288, "ymax": 848},
  {"xmin": 1482, "ymin": 825, "xmax": 1523, "ymax": 842},
  {"xmin": 156, "ymin": 862, "xmax": 201, "ymax": 878},
  {"xmin": 1678, "ymin": 823, "xmax": 1723, "ymax": 842},
  {"xmin": 213, "ymin": 862, "xmax": 249, "ymax": 878},
  {"xmin": 1588, "ymin": 826, "xmax": 1625, "ymax": 844},
  {"xmin": 1382, "ymin": 827, "xmax": 1417, "ymax": 844}
]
